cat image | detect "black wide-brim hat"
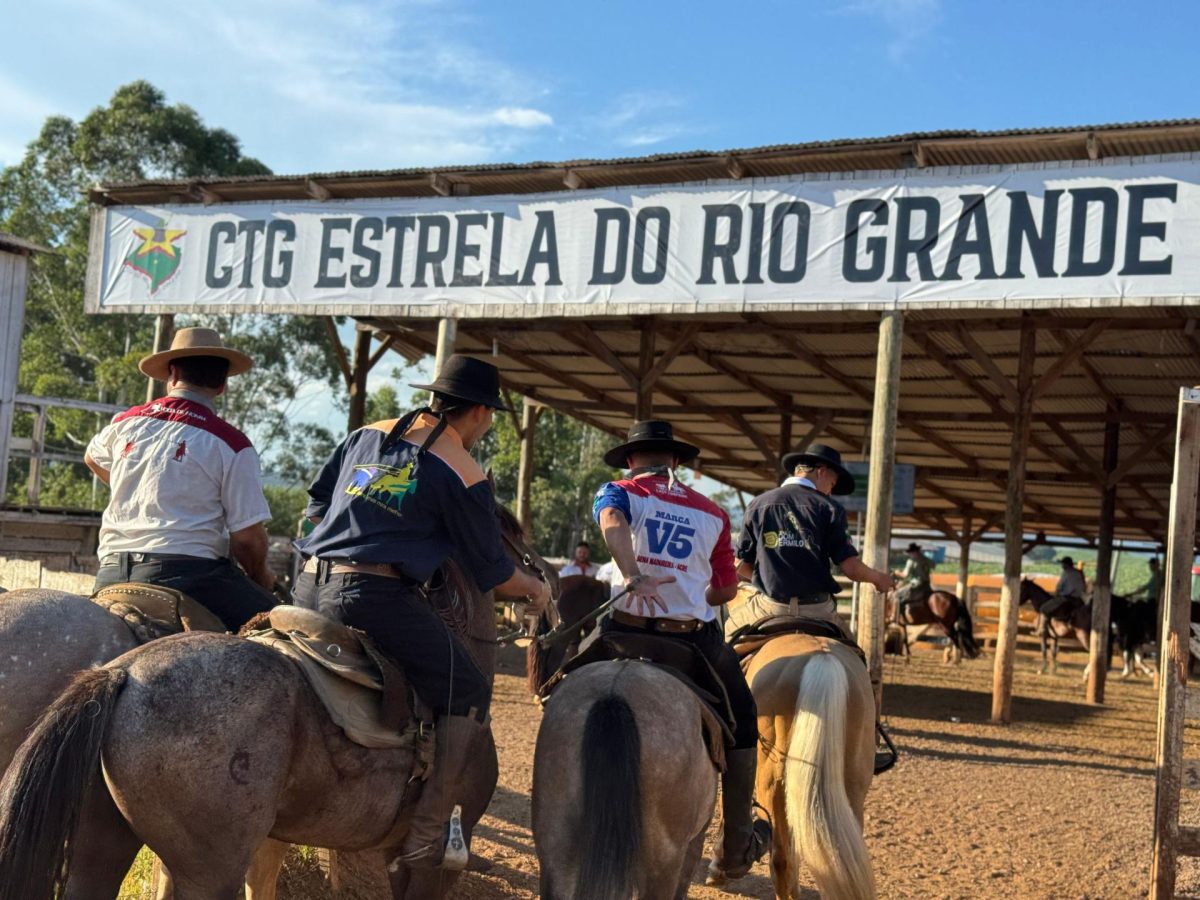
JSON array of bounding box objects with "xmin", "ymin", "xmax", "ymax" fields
[
  {"xmin": 780, "ymin": 443, "xmax": 855, "ymax": 496},
  {"xmin": 906, "ymin": 542, "xmax": 922, "ymax": 553},
  {"xmin": 410, "ymin": 355, "xmax": 511, "ymax": 411},
  {"xmin": 604, "ymin": 420, "xmax": 700, "ymax": 469}
]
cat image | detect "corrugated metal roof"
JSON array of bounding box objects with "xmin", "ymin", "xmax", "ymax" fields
[{"xmin": 89, "ymin": 118, "xmax": 1200, "ymax": 206}]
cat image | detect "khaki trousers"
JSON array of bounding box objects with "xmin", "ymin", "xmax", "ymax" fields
[{"xmin": 724, "ymin": 589, "xmax": 855, "ymax": 643}]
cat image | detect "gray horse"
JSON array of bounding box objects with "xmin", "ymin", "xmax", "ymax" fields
[
  {"xmin": 0, "ymin": 511, "xmax": 551, "ymax": 900},
  {"xmin": 532, "ymin": 660, "xmax": 719, "ymax": 900}
]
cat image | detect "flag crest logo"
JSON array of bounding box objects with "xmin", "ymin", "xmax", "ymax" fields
[{"xmin": 124, "ymin": 221, "xmax": 186, "ymax": 294}]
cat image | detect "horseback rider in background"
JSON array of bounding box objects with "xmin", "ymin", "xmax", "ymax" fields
[
  {"xmin": 895, "ymin": 542, "xmax": 933, "ymax": 621},
  {"xmin": 1043, "ymin": 556, "xmax": 1087, "ymax": 620},
  {"xmin": 297, "ymin": 355, "xmax": 551, "ymax": 870},
  {"xmin": 593, "ymin": 420, "xmax": 772, "ymax": 881},
  {"xmin": 84, "ymin": 327, "xmax": 276, "ymax": 632}
]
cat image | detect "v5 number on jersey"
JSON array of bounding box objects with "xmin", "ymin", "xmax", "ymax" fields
[{"xmin": 645, "ymin": 521, "xmax": 696, "ymax": 559}]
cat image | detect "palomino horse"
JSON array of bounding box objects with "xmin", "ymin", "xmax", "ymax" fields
[
  {"xmin": 1019, "ymin": 579, "xmax": 1092, "ymax": 677},
  {"xmin": 739, "ymin": 634, "xmax": 876, "ymax": 900},
  {"xmin": 889, "ymin": 590, "xmax": 981, "ymax": 663},
  {"xmin": 0, "ymin": 511, "xmax": 553, "ymax": 900},
  {"xmin": 532, "ymin": 659, "xmax": 719, "ymax": 899}
]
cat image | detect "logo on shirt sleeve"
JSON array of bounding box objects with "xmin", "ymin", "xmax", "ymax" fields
[{"xmin": 345, "ymin": 463, "xmax": 417, "ymax": 515}]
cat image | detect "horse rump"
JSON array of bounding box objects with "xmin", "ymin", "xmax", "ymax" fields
[
  {"xmin": 575, "ymin": 693, "xmax": 642, "ymax": 900},
  {"xmin": 0, "ymin": 666, "xmax": 128, "ymax": 900}
]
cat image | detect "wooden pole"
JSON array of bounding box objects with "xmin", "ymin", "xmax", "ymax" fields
[
  {"xmin": 1087, "ymin": 414, "xmax": 1121, "ymax": 704},
  {"xmin": 434, "ymin": 317, "xmax": 458, "ymax": 377},
  {"xmin": 0, "ymin": 248, "xmax": 31, "ymax": 505},
  {"xmin": 144, "ymin": 314, "xmax": 175, "ymax": 403},
  {"xmin": 346, "ymin": 329, "xmax": 371, "ymax": 432},
  {"xmin": 515, "ymin": 399, "xmax": 542, "ymax": 534},
  {"xmin": 26, "ymin": 406, "xmax": 46, "ymax": 506},
  {"xmin": 1150, "ymin": 387, "xmax": 1200, "ymax": 899},
  {"xmin": 956, "ymin": 507, "xmax": 974, "ymax": 603},
  {"xmin": 991, "ymin": 319, "xmax": 1036, "ymax": 724},
  {"xmin": 857, "ymin": 309, "xmax": 903, "ymax": 713}
]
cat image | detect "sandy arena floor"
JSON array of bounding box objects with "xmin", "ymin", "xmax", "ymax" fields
[{"xmin": 255, "ymin": 639, "xmax": 1200, "ymax": 899}]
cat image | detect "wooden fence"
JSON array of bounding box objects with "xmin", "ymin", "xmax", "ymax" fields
[{"xmin": 0, "ymin": 556, "xmax": 94, "ymax": 594}]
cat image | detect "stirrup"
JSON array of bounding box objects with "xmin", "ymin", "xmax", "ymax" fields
[{"xmin": 874, "ymin": 723, "xmax": 899, "ymax": 775}]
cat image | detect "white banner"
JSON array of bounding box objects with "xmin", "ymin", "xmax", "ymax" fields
[{"xmin": 87, "ymin": 157, "xmax": 1200, "ymax": 314}]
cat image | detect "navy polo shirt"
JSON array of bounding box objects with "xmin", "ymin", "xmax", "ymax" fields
[
  {"xmin": 739, "ymin": 480, "xmax": 858, "ymax": 600},
  {"xmin": 298, "ymin": 412, "xmax": 515, "ymax": 591}
]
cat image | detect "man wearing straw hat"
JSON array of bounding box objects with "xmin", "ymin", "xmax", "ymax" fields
[{"xmin": 85, "ymin": 327, "xmax": 276, "ymax": 631}]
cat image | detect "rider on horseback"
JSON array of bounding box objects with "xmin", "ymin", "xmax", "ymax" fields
[
  {"xmin": 895, "ymin": 542, "xmax": 933, "ymax": 621},
  {"xmin": 84, "ymin": 328, "xmax": 277, "ymax": 631},
  {"xmin": 592, "ymin": 420, "xmax": 772, "ymax": 881},
  {"xmin": 725, "ymin": 443, "xmax": 894, "ymax": 640},
  {"xmin": 297, "ymin": 356, "xmax": 551, "ymax": 870},
  {"xmin": 1044, "ymin": 557, "xmax": 1087, "ymax": 619}
]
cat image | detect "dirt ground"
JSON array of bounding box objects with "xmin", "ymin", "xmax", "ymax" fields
[{"xmin": 124, "ymin": 641, "xmax": 1200, "ymax": 899}]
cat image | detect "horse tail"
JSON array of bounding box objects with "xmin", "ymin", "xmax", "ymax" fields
[
  {"xmin": 953, "ymin": 600, "xmax": 981, "ymax": 659},
  {"xmin": 575, "ymin": 693, "xmax": 642, "ymax": 900},
  {"xmin": 785, "ymin": 654, "xmax": 876, "ymax": 900},
  {"xmin": 0, "ymin": 666, "xmax": 128, "ymax": 900}
]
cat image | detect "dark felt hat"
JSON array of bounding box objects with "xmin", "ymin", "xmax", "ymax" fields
[
  {"xmin": 780, "ymin": 443, "xmax": 855, "ymax": 496},
  {"xmin": 603, "ymin": 420, "xmax": 700, "ymax": 469},
  {"xmin": 410, "ymin": 355, "xmax": 511, "ymax": 411},
  {"xmin": 906, "ymin": 542, "xmax": 923, "ymax": 553}
]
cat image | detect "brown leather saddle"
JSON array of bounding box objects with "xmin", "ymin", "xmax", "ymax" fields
[
  {"xmin": 539, "ymin": 630, "xmax": 733, "ymax": 770},
  {"xmin": 91, "ymin": 582, "xmax": 225, "ymax": 642},
  {"xmin": 728, "ymin": 615, "xmax": 867, "ymax": 667},
  {"xmin": 247, "ymin": 606, "xmax": 432, "ymax": 757}
]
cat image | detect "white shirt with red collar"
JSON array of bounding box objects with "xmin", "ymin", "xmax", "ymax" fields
[
  {"xmin": 86, "ymin": 390, "xmax": 271, "ymax": 559},
  {"xmin": 593, "ymin": 471, "xmax": 737, "ymax": 622}
]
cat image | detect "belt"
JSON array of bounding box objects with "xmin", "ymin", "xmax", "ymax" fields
[
  {"xmin": 99, "ymin": 552, "xmax": 213, "ymax": 566},
  {"xmin": 612, "ymin": 609, "xmax": 705, "ymax": 633},
  {"xmin": 330, "ymin": 561, "xmax": 418, "ymax": 583}
]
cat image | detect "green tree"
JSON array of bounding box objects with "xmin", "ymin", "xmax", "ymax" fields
[{"xmin": 0, "ymin": 81, "xmax": 345, "ymax": 505}]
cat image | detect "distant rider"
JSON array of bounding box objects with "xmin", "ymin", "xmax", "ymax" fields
[{"xmin": 895, "ymin": 542, "xmax": 933, "ymax": 621}]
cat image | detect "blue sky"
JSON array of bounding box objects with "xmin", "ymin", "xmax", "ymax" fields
[
  {"xmin": 2, "ymin": 0, "xmax": 1198, "ymax": 174},
  {"xmin": 3, "ymin": 0, "xmax": 1198, "ymax": 478}
]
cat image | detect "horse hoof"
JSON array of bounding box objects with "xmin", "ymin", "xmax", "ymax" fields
[{"xmin": 704, "ymin": 865, "xmax": 727, "ymax": 887}]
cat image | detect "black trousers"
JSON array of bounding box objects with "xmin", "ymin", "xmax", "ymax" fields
[
  {"xmin": 94, "ymin": 554, "xmax": 275, "ymax": 632},
  {"xmin": 315, "ymin": 571, "xmax": 490, "ymax": 719},
  {"xmin": 602, "ymin": 617, "xmax": 758, "ymax": 750}
]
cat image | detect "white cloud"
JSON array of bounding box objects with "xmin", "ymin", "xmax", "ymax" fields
[
  {"xmin": 839, "ymin": 0, "xmax": 942, "ymax": 63},
  {"xmin": 493, "ymin": 107, "xmax": 555, "ymax": 129},
  {"xmin": 591, "ymin": 91, "xmax": 696, "ymax": 150},
  {"xmin": 0, "ymin": 75, "xmax": 60, "ymax": 165}
]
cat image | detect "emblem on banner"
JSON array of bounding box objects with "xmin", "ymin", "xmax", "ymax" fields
[{"xmin": 123, "ymin": 221, "xmax": 186, "ymax": 295}]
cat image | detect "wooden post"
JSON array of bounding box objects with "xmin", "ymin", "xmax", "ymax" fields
[
  {"xmin": 434, "ymin": 317, "xmax": 458, "ymax": 377},
  {"xmin": 515, "ymin": 399, "xmax": 543, "ymax": 534},
  {"xmin": 956, "ymin": 507, "xmax": 974, "ymax": 602},
  {"xmin": 1087, "ymin": 415, "xmax": 1120, "ymax": 704},
  {"xmin": 346, "ymin": 329, "xmax": 371, "ymax": 432},
  {"xmin": 1150, "ymin": 387, "xmax": 1200, "ymax": 898},
  {"xmin": 26, "ymin": 406, "xmax": 46, "ymax": 506},
  {"xmin": 144, "ymin": 314, "xmax": 175, "ymax": 403},
  {"xmin": 0, "ymin": 247, "xmax": 32, "ymax": 505},
  {"xmin": 857, "ymin": 309, "xmax": 903, "ymax": 712},
  {"xmin": 991, "ymin": 320, "xmax": 1036, "ymax": 723}
]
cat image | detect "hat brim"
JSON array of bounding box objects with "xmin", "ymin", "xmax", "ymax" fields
[
  {"xmin": 139, "ymin": 347, "xmax": 254, "ymax": 381},
  {"xmin": 409, "ymin": 382, "xmax": 512, "ymax": 412},
  {"xmin": 780, "ymin": 451, "xmax": 855, "ymax": 496},
  {"xmin": 603, "ymin": 438, "xmax": 700, "ymax": 469}
]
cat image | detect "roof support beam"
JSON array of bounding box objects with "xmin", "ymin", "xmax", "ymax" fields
[{"xmin": 1032, "ymin": 318, "xmax": 1112, "ymax": 399}]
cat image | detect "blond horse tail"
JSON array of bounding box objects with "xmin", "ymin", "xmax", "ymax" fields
[{"xmin": 784, "ymin": 653, "xmax": 876, "ymax": 900}]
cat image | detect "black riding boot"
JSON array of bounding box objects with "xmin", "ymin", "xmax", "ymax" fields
[
  {"xmin": 394, "ymin": 715, "xmax": 488, "ymax": 871},
  {"xmin": 713, "ymin": 748, "xmax": 771, "ymax": 880}
]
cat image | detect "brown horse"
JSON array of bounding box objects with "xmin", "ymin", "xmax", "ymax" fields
[
  {"xmin": 737, "ymin": 635, "xmax": 876, "ymax": 900},
  {"xmin": 0, "ymin": 511, "xmax": 553, "ymax": 900},
  {"xmin": 525, "ymin": 574, "xmax": 609, "ymax": 694},
  {"xmin": 1019, "ymin": 578, "xmax": 1092, "ymax": 677},
  {"xmin": 890, "ymin": 589, "xmax": 980, "ymax": 663}
]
